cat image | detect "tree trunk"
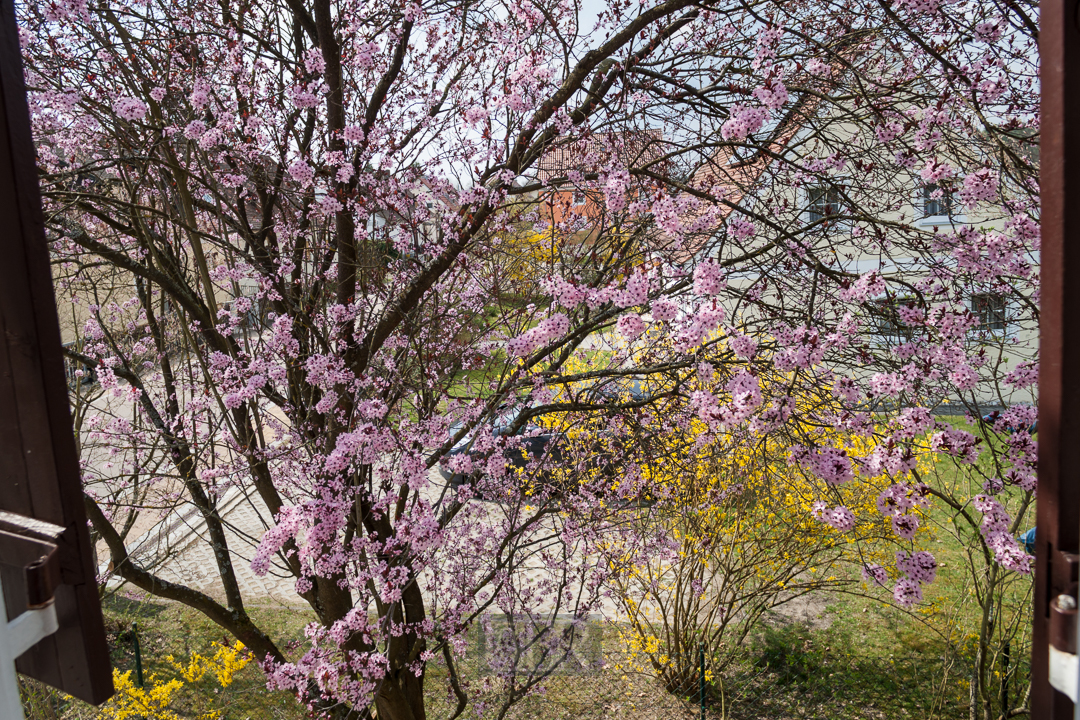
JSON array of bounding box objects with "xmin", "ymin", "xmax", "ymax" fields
[{"xmin": 375, "ymin": 670, "xmax": 426, "ymax": 720}]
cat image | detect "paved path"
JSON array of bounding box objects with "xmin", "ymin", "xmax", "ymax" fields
[
  {"xmin": 111, "ymin": 465, "xmax": 629, "ymax": 619},
  {"xmin": 112, "ymin": 482, "xmax": 302, "ymax": 605}
]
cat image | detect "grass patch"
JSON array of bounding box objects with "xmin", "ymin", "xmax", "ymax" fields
[{"xmin": 24, "ymin": 595, "xmax": 314, "ymax": 720}]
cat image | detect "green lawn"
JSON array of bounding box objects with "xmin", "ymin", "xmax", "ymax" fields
[{"xmin": 25, "ymin": 417, "xmax": 1033, "ymax": 719}]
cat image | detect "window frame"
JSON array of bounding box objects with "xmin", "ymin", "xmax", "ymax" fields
[
  {"xmin": 806, "ymin": 184, "xmax": 842, "ymax": 223},
  {"xmin": 970, "ymin": 292, "xmax": 1008, "ymax": 335},
  {"xmin": 803, "ymin": 181, "xmax": 849, "ymax": 232},
  {"xmin": 867, "ymin": 295, "xmax": 918, "ymax": 345},
  {"xmin": 915, "ymin": 180, "xmax": 965, "ymax": 227}
]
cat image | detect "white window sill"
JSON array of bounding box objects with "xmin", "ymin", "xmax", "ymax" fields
[{"xmin": 916, "ymin": 215, "xmax": 966, "ymax": 229}]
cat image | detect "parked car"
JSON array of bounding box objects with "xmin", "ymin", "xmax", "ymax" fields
[
  {"xmin": 62, "ymin": 342, "xmax": 97, "ymax": 389},
  {"xmin": 438, "ymin": 377, "xmax": 655, "ymax": 500},
  {"xmin": 981, "ymin": 410, "xmax": 1037, "ymax": 435},
  {"xmin": 438, "ymin": 402, "xmax": 561, "ymax": 497}
]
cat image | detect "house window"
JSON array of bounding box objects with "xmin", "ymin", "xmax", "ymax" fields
[
  {"xmin": 921, "ymin": 183, "xmax": 954, "ymax": 218},
  {"xmin": 807, "ymin": 186, "xmax": 842, "ymax": 222},
  {"xmin": 971, "ymin": 293, "xmax": 1006, "ymax": 332},
  {"xmin": 869, "ymin": 297, "xmax": 912, "ymax": 342},
  {"xmin": 572, "ymin": 190, "xmax": 586, "ymax": 205}
]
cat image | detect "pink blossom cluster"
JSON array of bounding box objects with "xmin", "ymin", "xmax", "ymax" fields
[
  {"xmin": 353, "ymin": 41, "xmax": 380, "ymax": 69},
  {"xmin": 826, "ymin": 505, "xmax": 855, "ymax": 531},
  {"xmin": 43, "ymin": 0, "xmax": 89, "ymax": 21},
  {"xmin": 897, "ymin": 549, "xmax": 937, "ymax": 583},
  {"xmin": 650, "ymin": 195, "xmax": 683, "ymax": 236},
  {"xmin": 726, "ymin": 370, "xmax": 763, "ymax": 414},
  {"xmin": 312, "ymin": 195, "xmax": 345, "ymax": 218},
  {"xmin": 113, "ymin": 96, "xmax": 147, "ymax": 121},
  {"xmin": 691, "ymin": 370, "xmax": 763, "ymax": 430},
  {"xmin": 892, "ymin": 407, "xmax": 935, "ymax": 440},
  {"xmin": 911, "ymin": 108, "xmax": 949, "ymax": 151},
  {"xmin": 693, "ymin": 260, "xmax": 726, "ymax": 296},
  {"xmin": 650, "ymin": 299, "xmax": 678, "ymax": 322},
  {"xmin": 893, "ymin": 579, "xmax": 923, "ymax": 607},
  {"xmin": 891, "ymin": 550, "xmax": 938, "ymax": 608},
  {"xmin": 266, "ymin": 315, "xmax": 300, "ymax": 358},
  {"xmin": 958, "ymin": 168, "xmax": 999, "ymax": 205},
  {"xmin": 184, "ymin": 120, "xmax": 207, "ymax": 139},
  {"xmin": 920, "ymin": 157, "xmax": 955, "ymax": 183},
  {"xmin": 189, "ymin": 80, "xmax": 211, "ymax": 108},
  {"xmin": 614, "ymin": 272, "xmax": 649, "ymax": 307},
  {"xmin": 198, "ymin": 127, "xmax": 223, "ymax": 150},
  {"xmin": 926, "ymin": 306, "xmax": 980, "ymax": 340},
  {"xmin": 809, "ymin": 501, "xmax": 855, "ymax": 531},
  {"xmin": 929, "ymin": 428, "xmax": 981, "ymax": 464},
  {"xmin": 869, "ymin": 372, "xmax": 908, "ymax": 399},
  {"xmin": 727, "ymin": 332, "xmax": 757, "ymax": 360},
  {"xmin": 289, "ymin": 84, "xmax": 321, "ymax": 109},
  {"xmin": 897, "ymin": 304, "xmax": 924, "ymax": 325},
  {"xmin": 616, "ymin": 314, "xmax": 646, "ymax": 339},
  {"xmin": 1006, "ymin": 213, "xmax": 1040, "ymax": 245},
  {"xmin": 251, "ymin": 506, "xmax": 304, "ymax": 576},
  {"xmin": 875, "ymin": 121, "xmax": 904, "ymax": 143},
  {"xmin": 721, "ymin": 105, "xmax": 768, "ymax": 141},
  {"xmin": 324, "ymin": 423, "xmax": 397, "ymax": 472},
  {"xmin": 289, "ymin": 159, "xmax": 315, "ymax": 186},
  {"xmin": 584, "ymin": 285, "xmax": 616, "ymax": 310},
  {"xmin": 997, "ymin": 404, "xmax": 1037, "ymax": 435},
  {"xmin": 832, "ymin": 375, "xmax": 860, "ymax": 403},
  {"xmin": 889, "ymin": 511, "xmax": 915, "ymax": 539},
  {"xmin": 752, "ymin": 26, "xmax": 783, "ymax": 69},
  {"xmin": 809, "ymin": 446, "xmax": 855, "ymax": 485},
  {"xmin": 806, "ymin": 58, "xmax": 831, "ymax": 77},
  {"xmin": 464, "ymin": 106, "xmax": 487, "ymax": 127},
  {"xmin": 676, "ymin": 304, "xmax": 725, "ymax": 350},
  {"xmin": 894, "ymin": 0, "xmax": 942, "ymax": 14},
  {"xmin": 727, "ymin": 215, "xmax": 755, "ymax": 240},
  {"xmin": 772, "ymin": 325, "xmax": 827, "ymax": 372},
  {"xmin": 506, "ymin": 313, "xmax": 570, "ymax": 356},
  {"xmin": 972, "ymin": 495, "xmax": 1033, "ymax": 574},
  {"xmin": 862, "ymin": 564, "xmax": 888, "ymax": 587},
  {"xmin": 304, "ymin": 352, "xmax": 354, "ymax": 390},
  {"xmin": 973, "ymin": 20, "xmax": 1004, "ymax": 43},
  {"xmin": 57, "ymin": 90, "xmax": 82, "ymax": 113},
  {"xmin": 604, "ymin": 168, "xmax": 631, "ymax": 213},
  {"xmin": 874, "ymin": 483, "xmax": 929, "ymax": 542},
  {"xmin": 838, "ymin": 271, "xmax": 886, "ymax": 302},
  {"xmin": 977, "ymin": 75, "xmax": 1007, "ymax": 103},
  {"xmin": 863, "ymin": 443, "xmax": 918, "ymax": 477},
  {"xmin": 544, "ymin": 276, "xmax": 587, "ymax": 308},
  {"xmin": 753, "ymin": 79, "xmax": 788, "ymax": 110},
  {"xmin": 304, "ymin": 48, "xmax": 327, "ymax": 75}
]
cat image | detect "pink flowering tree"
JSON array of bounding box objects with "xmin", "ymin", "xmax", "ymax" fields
[{"xmin": 22, "ymin": 0, "xmax": 1037, "ymax": 715}]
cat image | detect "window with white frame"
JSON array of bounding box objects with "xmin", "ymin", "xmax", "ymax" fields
[
  {"xmin": 920, "ymin": 182, "xmax": 955, "ymax": 218},
  {"xmin": 971, "ymin": 292, "xmax": 1007, "ymax": 332},
  {"xmin": 806, "ymin": 185, "xmax": 842, "ymax": 223},
  {"xmin": 869, "ymin": 296, "xmax": 916, "ymax": 343}
]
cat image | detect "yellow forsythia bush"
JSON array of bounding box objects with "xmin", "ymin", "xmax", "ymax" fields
[
  {"xmin": 536, "ymin": 341, "xmax": 908, "ymax": 695},
  {"xmin": 99, "ymin": 641, "xmax": 252, "ymax": 720}
]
